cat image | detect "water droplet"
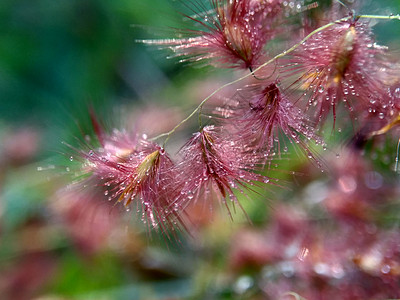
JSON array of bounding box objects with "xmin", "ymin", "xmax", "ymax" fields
[
  {"xmin": 393, "ymin": 87, "xmax": 400, "ymax": 99},
  {"xmin": 233, "ymin": 276, "xmax": 254, "ymax": 295},
  {"xmin": 104, "ymin": 190, "xmax": 109, "ymax": 196},
  {"xmin": 338, "ymin": 175, "xmax": 357, "ymax": 193},
  {"xmin": 318, "ymin": 85, "xmax": 324, "ymax": 93},
  {"xmin": 69, "ymin": 156, "xmax": 74, "ymax": 161},
  {"xmin": 381, "ymin": 264, "xmax": 391, "ymax": 274}
]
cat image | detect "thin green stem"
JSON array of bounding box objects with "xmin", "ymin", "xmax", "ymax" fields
[
  {"xmin": 151, "ymin": 13, "xmax": 399, "ymax": 147},
  {"xmin": 159, "ymin": 76, "xmax": 246, "ymax": 146},
  {"xmin": 335, "ymin": 0, "xmax": 354, "ymax": 15},
  {"xmin": 395, "ymin": 138, "xmax": 400, "ymax": 173},
  {"xmin": 358, "ymin": 14, "xmax": 400, "ymax": 20}
]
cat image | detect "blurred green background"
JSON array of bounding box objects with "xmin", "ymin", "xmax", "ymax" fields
[{"xmin": 1, "ymin": 0, "xmax": 400, "ymax": 300}]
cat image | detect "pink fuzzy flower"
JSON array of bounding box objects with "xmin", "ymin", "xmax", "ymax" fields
[
  {"xmin": 79, "ymin": 130, "xmax": 182, "ymax": 235},
  {"xmin": 216, "ymin": 82, "xmax": 322, "ymax": 161},
  {"xmin": 283, "ymin": 20, "xmax": 393, "ymax": 127},
  {"xmin": 174, "ymin": 125, "xmax": 272, "ymax": 218},
  {"xmin": 142, "ymin": 0, "xmax": 284, "ymax": 69}
]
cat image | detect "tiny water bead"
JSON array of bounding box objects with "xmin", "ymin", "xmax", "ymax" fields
[
  {"xmin": 381, "ymin": 264, "xmax": 391, "ymax": 274},
  {"xmin": 393, "ymin": 87, "xmax": 400, "ymax": 99},
  {"xmin": 233, "ymin": 275, "xmax": 254, "ymax": 295}
]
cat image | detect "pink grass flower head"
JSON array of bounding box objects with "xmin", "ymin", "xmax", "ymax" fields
[
  {"xmin": 174, "ymin": 125, "xmax": 272, "ymax": 218},
  {"xmin": 79, "ymin": 129, "xmax": 182, "ymax": 236},
  {"xmin": 217, "ymin": 82, "xmax": 323, "ymax": 161},
  {"xmin": 143, "ymin": 0, "xmax": 284, "ymax": 69},
  {"xmin": 284, "ymin": 19, "xmax": 393, "ymax": 128}
]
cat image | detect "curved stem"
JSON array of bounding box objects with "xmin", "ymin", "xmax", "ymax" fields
[
  {"xmin": 152, "ymin": 14, "xmax": 399, "ymax": 147},
  {"xmin": 335, "ymin": 0, "xmax": 355, "ymax": 17},
  {"xmin": 249, "ymin": 66, "xmax": 266, "ymax": 80}
]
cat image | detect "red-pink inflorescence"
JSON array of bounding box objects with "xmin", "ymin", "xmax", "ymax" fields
[
  {"xmin": 79, "ymin": 129, "xmax": 183, "ymax": 235},
  {"xmin": 75, "ymin": 122, "xmax": 274, "ymax": 235},
  {"xmin": 216, "ymin": 81, "xmax": 323, "ymax": 161},
  {"xmin": 142, "ymin": 0, "xmax": 284, "ymax": 69},
  {"xmin": 173, "ymin": 125, "xmax": 273, "ymax": 218},
  {"xmin": 283, "ymin": 19, "xmax": 394, "ymax": 127}
]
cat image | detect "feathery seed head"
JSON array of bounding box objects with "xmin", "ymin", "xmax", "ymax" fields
[
  {"xmin": 217, "ymin": 82, "xmax": 322, "ymax": 161},
  {"xmin": 142, "ymin": 0, "xmax": 284, "ymax": 69},
  {"xmin": 78, "ymin": 129, "xmax": 181, "ymax": 235},
  {"xmin": 284, "ymin": 20, "xmax": 394, "ymax": 128},
  {"xmin": 174, "ymin": 125, "xmax": 271, "ymax": 217}
]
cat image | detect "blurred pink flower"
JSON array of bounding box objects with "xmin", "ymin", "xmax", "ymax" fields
[
  {"xmin": 323, "ymin": 149, "xmax": 392, "ymax": 224},
  {"xmin": 53, "ymin": 188, "xmax": 118, "ymax": 255},
  {"xmin": 2, "ymin": 127, "xmax": 40, "ymax": 166},
  {"xmin": 0, "ymin": 252, "xmax": 57, "ymax": 300}
]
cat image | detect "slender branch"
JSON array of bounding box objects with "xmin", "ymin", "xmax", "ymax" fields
[
  {"xmin": 151, "ymin": 13, "xmax": 399, "ymax": 147},
  {"xmin": 358, "ymin": 14, "xmax": 400, "ymax": 20},
  {"xmin": 395, "ymin": 138, "xmax": 400, "ymax": 173}
]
